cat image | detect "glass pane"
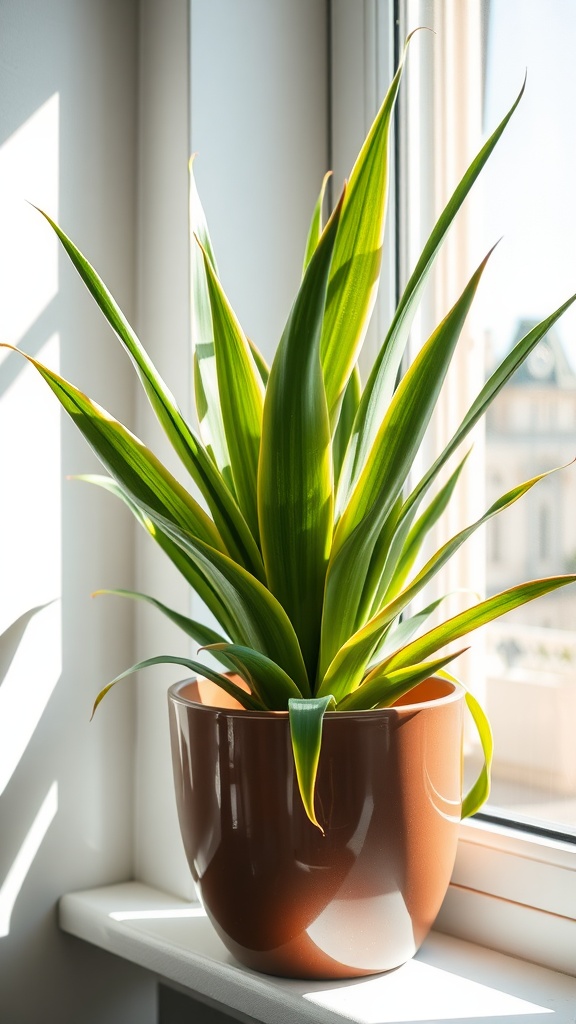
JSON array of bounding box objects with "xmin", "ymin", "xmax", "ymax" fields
[{"xmin": 467, "ymin": 0, "xmax": 576, "ymax": 836}]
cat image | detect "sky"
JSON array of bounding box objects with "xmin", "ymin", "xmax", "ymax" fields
[{"xmin": 473, "ymin": 0, "xmax": 576, "ymax": 366}]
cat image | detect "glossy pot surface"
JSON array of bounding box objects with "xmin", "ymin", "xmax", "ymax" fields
[{"xmin": 168, "ymin": 676, "xmax": 464, "ymax": 979}]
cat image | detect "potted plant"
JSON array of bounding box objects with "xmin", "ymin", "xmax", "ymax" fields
[{"xmin": 4, "ymin": 35, "xmax": 576, "ymax": 978}]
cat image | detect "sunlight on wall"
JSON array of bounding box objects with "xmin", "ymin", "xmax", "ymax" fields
[
  {"xmin": 0, "ymin": 782, "xmax": 58, "ymax": 938},
  {"xmin": 0, "ymin": 94, "xmax": 59, "ymax": 345},
  {"xmin": 0, "ymin": 94, "xmax": 62, "ymax": 792}
]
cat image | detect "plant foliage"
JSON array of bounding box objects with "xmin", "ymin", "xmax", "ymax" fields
[{"xmin": 5, "ymin": 36, "xmax": 576, "ymax": 827}]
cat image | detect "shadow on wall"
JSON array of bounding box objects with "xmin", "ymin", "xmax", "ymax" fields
[{"xmin": 0, "ymin": 604, "xmax": 59, "ymax": 938}]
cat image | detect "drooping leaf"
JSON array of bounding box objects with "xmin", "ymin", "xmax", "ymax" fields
[
  {"xmin": 288, "ymin": 695, "xmax": 335, "ymax": 831},
  {"xmin": 92, "ymin": 588, "xmax": 231, "ymax": 666},
  {"xmin": 35, "ymin": 208, "xmax": 264, "ymax": 580},
  {"xmin": 258, "ymin": 191, "xmax": 343, "ymax": 682},
  {"xmin": 205, "ymin": 643, "xmax": 305, "ymax": 707},
  {"xmin": 199, "ymin": 241, "xmax": 264, "ymax": 541},
  {"xmin": 91, "ymin": 654, "xmax": 264, "ymax": 718},
  {"xmin": 432, "ymin": 668, "xmax": 494, "ymax": 819},
  {"xmin": 461, "ymin": 687, "xmax": 493, "ymax": 818},
  {"xmin": 340, "ymin": 77, "xmax": 527, "ymax": 500}
]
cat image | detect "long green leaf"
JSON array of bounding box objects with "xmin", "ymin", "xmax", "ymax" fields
[
  {"xmin": 288, "ymin": 695, "xmax": 335, "ymax": 831},
  {"xmin": 91, "ymin": 654, "xmax": 264, "ymax": 717},
  {"xmin": 258, "ymin": 192, "xmax": 343, "ymax": 682},
  {"xmin": 380, "ymin": 450, "xmax": 472, "ymax": 604},
  {"xmin": 370, "ymin": 595, "xmax": 453, "ymax": 664},
  {"xmin": 247, "ymin": 336, "xmax": 269, "ymax": 385},
  {"xmin": 93, "ymin": 588, "xmax": 231, "ymax": 666},
  {"xmin": 321, "ymin": 34, "xmax": 415, "ymax": 422},
  {"xmin": 320, "ymin": 250, "xmax": 493, "ymax": 678},
  {"xmin": 334, "ymin": 249, "xmax": 494, "ymax": 558},
  {"xmin": 382, "ymin": 576, "xmax": 576, "ymax": 674},
  {"xmin": 303, "ymin": 170, "xmax": 332, "ymax": 274},
  {"xmin": 140, "ymin": 510, "xmax": 310, "ymax": 696},
  {"xmin": 340, "ymin": 77, "xmax": 526, "ymax": 500},
  {"xmin": 199, "ymin": 242, "xmax": 264, "ymax": 541},
  {"xmin": 353, "ymin": 493, "xmax": 403, "ymax": 628},
  {"xmin": 336, "ymin": 649, "xmax": 468, "ymax": 712},
  {"xmin": 189, "ymin": 158, "xmax": 234, "ymax": 490},
  {"xmin": 332, "ymin": 365, "xmax": 361, "ymax": 485},
  {"xmin": 76, "ymin": 474, "xmax": 239, "ymax": 639},
  {"xmin": 318, "ymin": 463, "xmax": 568, "ymax": 701},
  {"xmin": 205, "ymin": 643, "xmax": 304, "ymax": 708},
  {"xmin": 36, "ymin": 208, "xmax": 263, "ymax": 579},
  {"xmin": 401, "ymin": 299, "xmax": 576, "ymax": 527},
  {"xmin": 5, "ymin": 347, "xmax": 226, "ymax": 553},
  {"xmin": 366, "ymin": 300, "xmax": 576, "ymax": 619}
]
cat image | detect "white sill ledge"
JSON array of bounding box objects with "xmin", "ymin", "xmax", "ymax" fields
[{"xmin": 59, "ymin": 882, "xmax": 576, "ymax": 1024}]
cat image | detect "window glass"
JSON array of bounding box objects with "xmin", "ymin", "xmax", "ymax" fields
[{"xmin": 468, "ymin": 0, "xmax": 576, "ymax": 837}]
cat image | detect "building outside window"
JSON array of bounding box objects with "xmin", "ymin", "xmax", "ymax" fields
[{"xmin": 470, "ymin": 0, "xmax": 576, "ymax": 836}]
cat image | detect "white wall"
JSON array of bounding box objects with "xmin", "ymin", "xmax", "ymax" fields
[{"xmin": 0, "ymin": 1, "xmax": 155, "ymax": 1020}]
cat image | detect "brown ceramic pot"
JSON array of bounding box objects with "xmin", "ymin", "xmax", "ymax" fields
[{"xmin": 168, "ymin": 675, "xmax": 464, "ymax": 980}]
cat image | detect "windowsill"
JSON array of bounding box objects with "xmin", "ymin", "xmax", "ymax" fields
[{"xmin": 59, "ymin": 882, "xmax": 576, "ymax": 1023}]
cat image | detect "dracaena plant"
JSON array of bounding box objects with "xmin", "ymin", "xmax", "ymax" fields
[{"xmin": 5, "ymin": 37, "xmax": 576, "ymax": 829}]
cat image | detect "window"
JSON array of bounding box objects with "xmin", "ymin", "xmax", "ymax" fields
[
  {"xmin": 396, "ymin": 0, "xmax": 576, "ymax": 971},
  {"xmin": 464, "ymin": 0, "xmax": 576, "ymax": 838}
]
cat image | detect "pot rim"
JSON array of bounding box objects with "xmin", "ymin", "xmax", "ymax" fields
[{"xmin": 168, "ymin": 674, "xmax": 465, "ymax": 719}]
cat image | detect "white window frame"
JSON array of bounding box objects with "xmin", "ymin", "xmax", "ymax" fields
[{"xmin": 132, "ymin": 0, "xmax": 576, "ymax": 977}]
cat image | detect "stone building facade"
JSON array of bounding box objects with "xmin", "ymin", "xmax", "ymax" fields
[{"xmin": 485, "ymin": 323, "xmax": 576, "ymax": 629}]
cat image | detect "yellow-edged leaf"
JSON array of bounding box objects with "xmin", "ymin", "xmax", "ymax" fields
[{"xmin": 258, "ymin": 191, "xmax": 343, "ymax": 682}]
